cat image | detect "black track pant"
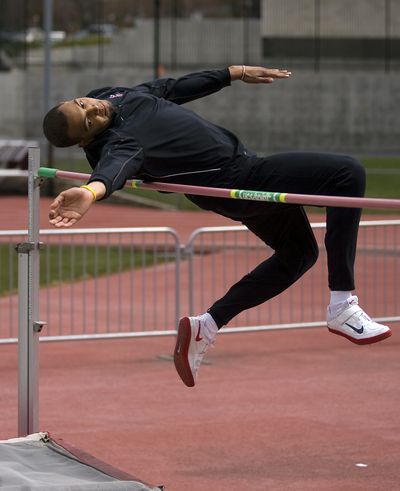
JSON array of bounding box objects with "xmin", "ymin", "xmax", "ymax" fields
[{"xmin": 196, "ymin": 152, "xmax": 366, "ymax": 328}]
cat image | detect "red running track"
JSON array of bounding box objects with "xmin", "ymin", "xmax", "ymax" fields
[
  {"xmin": 1, "ymin": 197, "xmax": 399, "ymax": 490},
  {"xmin": 2, "ymin": 329, "xmax": 400, "ymax": 490}
]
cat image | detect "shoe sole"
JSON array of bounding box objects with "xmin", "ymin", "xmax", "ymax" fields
[
  {"xmin": 174, "ymin": 317, "xmax": 195, "ymax": 387},
  {"xmin": 328, "ymin": 327, "xmax": 392, "ymax": 345}
]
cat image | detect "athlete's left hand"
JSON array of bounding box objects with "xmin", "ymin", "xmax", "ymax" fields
[{"xmin": 229, "ymin": 65, "xmax": 292, "ymax": 84}]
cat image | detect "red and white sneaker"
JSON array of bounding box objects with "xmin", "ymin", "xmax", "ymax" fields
[
  {"xmin": 174, "ymin": 316, "xmax": 214, "ymax": 387},
  {"xmin": 327, "ymin": 296, "xmax": 392, "ymax": 345}
]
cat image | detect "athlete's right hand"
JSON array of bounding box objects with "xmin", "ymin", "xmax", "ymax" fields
[{"xmin": 49, "ymin": 187, "xmax": 94, "ymax": 227}]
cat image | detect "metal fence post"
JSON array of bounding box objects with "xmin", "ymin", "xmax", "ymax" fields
[
  {"xmin": 17, "ymin": 146, "xmax": 44, "ymax": 436},
  {"xmin": 186, "ymin": 241, "xmax": 194, "ymax": 316}
]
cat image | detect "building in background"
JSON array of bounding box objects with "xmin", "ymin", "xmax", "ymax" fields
[{"xmin": 261, "ymin": 0, "xmax": 399, "ymax": 70}]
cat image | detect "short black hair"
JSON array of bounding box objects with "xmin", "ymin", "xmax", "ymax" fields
[{"xmin": 42, "ymin": 103, "xmax": 80, "ymax": 147}]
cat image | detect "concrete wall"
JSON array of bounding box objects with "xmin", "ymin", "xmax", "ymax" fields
[
  {"xmin": 2, "ymin": 64, "xmax": 400, "ymax": 157},
  {"xmin": 189, "ymin": 69, "xmax": 400, "ymax": 155}
]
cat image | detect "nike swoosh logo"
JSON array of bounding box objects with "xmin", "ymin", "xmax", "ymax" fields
[
  {"xmin": 195, "ymin": 321, "xmax": 203, "ymax": 341},
  {"xmin": 345, "ymin": 322, "xmax": 364, "ymax": 334}
]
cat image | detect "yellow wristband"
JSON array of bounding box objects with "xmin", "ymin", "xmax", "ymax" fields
[{"xmin": 80, "ymin": 185, "xmax": 97, "ymax": 202}]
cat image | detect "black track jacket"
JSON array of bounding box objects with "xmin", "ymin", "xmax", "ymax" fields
[{"xmin": 85, "ymin": 68, "xmax": 255, "ymax": 200}]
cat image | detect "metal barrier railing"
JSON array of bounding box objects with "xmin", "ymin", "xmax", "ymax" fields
[
  {"xmin": 1, "ymin": 219, "xmax": 399, "ymax": 343},
  {"xmin": 0, "ymin": 227, "xmax": 180, "ymax": 343},
  {"xmin": 186, "ymin": 220, "xmax": 400, "ymax": 333},
  {"xmin": 0, "ymin": 230, "xmax": 27, "ymax": 339}
]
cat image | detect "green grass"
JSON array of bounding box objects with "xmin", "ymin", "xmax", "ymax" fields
[
  {"xmin": 53, "ymin": 35, "xmax": 112, "ymax": 48},
  {"xmin": 362, "ymin": 157, "xmax": 400, "ymax": 168},
  {"xmin": 1, "ymin": 36, "xmax": 111, "ymax": 56},
  {"xmin": 52, "ymin": 156, "xmax": 400, "ymax": 211},
  {"xmin": 361, "ymin": 157, "xmax": 400, "ymax": 199},
  {"xmin": 0, "ymin": 243, "xmax": 170, "ymax": 296},
  {"xmin": 55, "ymin": 160, "xmax": 92, "ymax": 174},
  {"xmin": 2, "ymin": 156, "xmax": 397, "ymax": 296}
]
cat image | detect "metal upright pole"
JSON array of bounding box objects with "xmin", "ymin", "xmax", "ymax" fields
[
  {"xmin": 97, "ymin": 0, "xmax": 105, "ymax": 70},
  {"xmin": 314, "ymin": 0, "xmax": 321, "ymax": 72},
  {"xmin": 154, "ymin": 0, "xmax": 161, "ymax": 79},
  {"xmin": 170, "ymin": 0, "xmax": 178, "ymax": 70},
  {"xmin": 243, "ymin": 0, "xmax": 251, "ymax": 65},
  {"xmin": 385, "ymin": 0, "xmax": 392, "ymax": 73},
  {"xmin": 17, "ymin": 147, "xmax": 45, "ymax": 436},
  {"xmin": 43, "ymin": 0, "xmax": 54, "ymax": 194},
  {"xmin": 43, "ymin": 0, "xmax": 53, "ymax": 114}
]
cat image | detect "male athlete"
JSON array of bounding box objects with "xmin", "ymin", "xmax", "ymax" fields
[{"xmin": 43, "ymin": 65, "xmax": 392, "ymax": 388}]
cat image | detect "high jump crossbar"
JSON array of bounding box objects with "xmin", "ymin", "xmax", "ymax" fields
[{"xmin": 38, "ymin": 167, "xmax": 400, "ymax": 210}]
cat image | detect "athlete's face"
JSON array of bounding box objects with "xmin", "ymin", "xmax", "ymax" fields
[{"xmin": 59, "ymin": 97, "xmax": 114, "ymax": 146}]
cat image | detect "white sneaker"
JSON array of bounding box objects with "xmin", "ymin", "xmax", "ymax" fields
[
  {"xmin": 174, "ymin": 316, "xmax": 214, "ymax": 387},
  {"xmin": 327, "ymin": 296, "xmax": 392, "ymax": 345}
]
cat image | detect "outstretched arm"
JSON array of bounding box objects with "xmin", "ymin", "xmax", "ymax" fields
[
  {"xmin": 136, "ymin": 65, "xmax": 291, "ymax": 104},
  {"xmin": 49, "ymin": 181, "xmax": 106, "ymax": 228},
  {"xmin": 135, "ymin": 69, "xmax": 231, "ymax": 104},
  {"xmin": 48, "ymin": 137, "xmax": 144, "ymax": 228}
]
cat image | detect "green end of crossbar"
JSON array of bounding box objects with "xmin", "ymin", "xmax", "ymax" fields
[{"xmin": 38, "ymin": 167, "xmax": 58, "ymax": 178}]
